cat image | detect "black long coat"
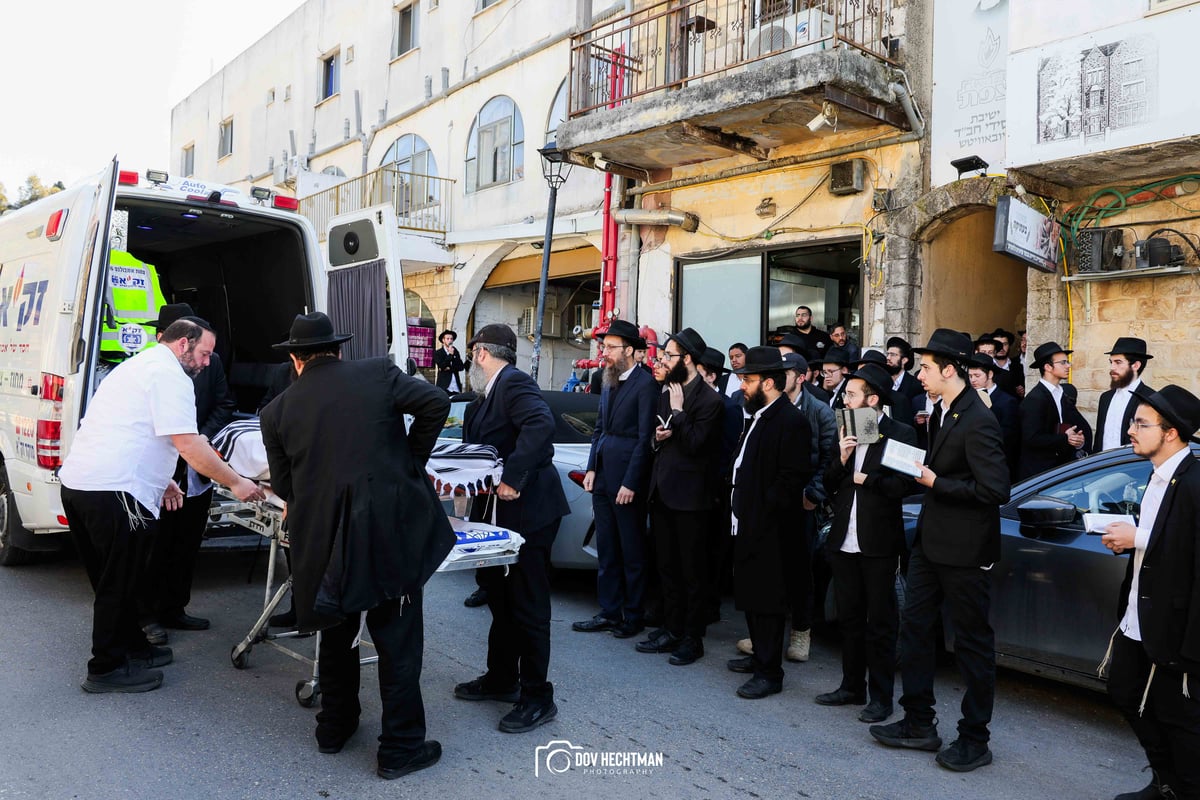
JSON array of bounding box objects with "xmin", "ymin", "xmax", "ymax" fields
[
  {"xmin": 260, "ymin": 356, "xmax": 454, "ymax": 633},
  {"xmin": 730, "ymin": 398, "xmax": 813, "ymax": 613},
  {"xmin": 647, "ymin": 375, "xmax": 725, "ymax": 511}
]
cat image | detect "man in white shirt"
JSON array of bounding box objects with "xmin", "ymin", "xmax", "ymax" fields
[
  {"xmin": 60, "ymin": 319, "xmax": 263, "ymax": 694},
  {"xmin": 720, "ymin": 343, "xmax": 747, "ymax": 399},
  {"xmin": 1100, "ymin": 384, "xmax": 1200, "ymax": 800},
  {"xmin": 1097, "ymin": 337, "xmax": 1155, "ymax": 451}
]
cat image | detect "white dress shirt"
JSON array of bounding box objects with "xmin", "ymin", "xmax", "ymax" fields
[
  {"xmin": 1039, "ymin": 378, "xmax": 1064, "ymax": 422},
  {"xmin": 730, "ymin": 396, "xmax": 778, "ymax": 536},
  {"xmin": 1119, "ymin": 445, "xmax": 1192, "ymax": 641},
  {"xmin": 1101, "ymin": 378, "xmax": 1142, "ymax": 451},
  {"xmin": 724, "ymin": 372, "xmax": 743, "ymax": 398}
]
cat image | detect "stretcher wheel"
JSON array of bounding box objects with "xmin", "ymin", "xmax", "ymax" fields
[
  {"xmin": 231, "ymin": 645, "xmax": 251, "ymax": 669},
  {"xmin": 295, "ymin": 679, "xmax": 320, "ymax": 708}
]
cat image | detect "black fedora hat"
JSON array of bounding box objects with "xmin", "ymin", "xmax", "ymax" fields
[
  {"xmin": 966, "ymin": 354, "xmax": 997, "ymax": 374},
  {"xmin": 855, "ymin": 349, "xmax": 887, "ymax": 368},
  {"xmin": 777, "ymin": 332, "xmax": 807, "ymax": 352},
  {"xmin": 438, "ymin": 329, "xmax": 457, "ymax": 342},
  {"xmin": 1132, "ymin": 384, "xmax": 1200, "ymax": 441},
  {"xmin": 821, "ymin": 346, "xmax": 852, "ymax": 367},
  {"xmin": 600, "ymin": 319, "xmax": 642, "ymax": 347},
  {"xmin": 913, "ymin": 329, "xmax": 972, "ymax": 362},
  {"xmin": 886, "ymin": 336, "xmax": 914, "ymax": 362},
  {"xmin": 848, "ymin": 363, "xmax": 894, "ymax": 400},
  {"xmin": 782, "ymin": 352, "xmax": 809, "ymax": 373},
  {"xmin": 467, "ymin": 323, "xmax": 517, "ymax": 351},
  {"xmin": 148, "ymin": 302, "xmax": 197, "ymax": 329},
  {"xmin": 701, "ymin": 347, "xmax": 727, "ymax": 374},
  {"xmin": 733, "ymin": 345, "xmax": 790, "ymax": 375},
  {"xmin": 272, "ymin": 312, "xmax": 353, "ymax": 351},
  {"xmin": 666, "ymin": 327, "xmax": 707, "ymax": 361},
  {"xmin": 1105, "ymin": 337, "xmax": 1153, "ymax": 361},
  {"xmin": 1031, "ymin": 341, "xmax": 1072, "ymax": 370}
]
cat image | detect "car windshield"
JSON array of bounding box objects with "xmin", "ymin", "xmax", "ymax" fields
[{"xmin": 1037, "ymin": 460, "xmax": 1153, "ymax": 519}]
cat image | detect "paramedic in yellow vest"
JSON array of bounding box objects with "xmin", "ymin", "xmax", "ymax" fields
[{"xmin": 100, "ymin": 250, "xmax": 166, "ymax": 360}]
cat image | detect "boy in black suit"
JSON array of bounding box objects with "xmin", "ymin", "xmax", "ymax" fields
[{"xmin": 967, "ymin": 355, "xmax": 1021, "ymax": 481}]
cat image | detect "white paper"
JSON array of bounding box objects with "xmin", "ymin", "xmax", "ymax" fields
[
  {"xmin": 1082, "ymin": 513, "xmax": 1135, "ymax": 534},
  {"xmin": 881, "ymin": 439, "xmax": 926, "ymax": 477}
]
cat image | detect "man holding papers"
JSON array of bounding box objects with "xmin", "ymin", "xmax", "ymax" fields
[
  {"xmin": 869, "ymin": 329, "xmax": 1010, "ymax": 774},
  {"xmin": 1099, "ymin": 385, "xmax": 1200, "ymax": 800}
]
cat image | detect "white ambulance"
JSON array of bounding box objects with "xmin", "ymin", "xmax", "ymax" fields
[{"xmin": 0, "ymin": 160, "xmax": 411, "ymax": 564}]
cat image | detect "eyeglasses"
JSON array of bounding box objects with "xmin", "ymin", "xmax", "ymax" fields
[
  {"xmin": 659, "ymin": 352, "xmax": 683, "ymax": 361},
  {"xmin": 1051, "ymin": 359, "xmax": 1071, "ymax": 366},
  {"xmin": 820, "ymin": 368, "xmax": 842, "ymax": 376},
  {"xmin": 1129, "ymin": 419, "xmax": 1168, "ymax": 431},
  {"xmin": 599, "ymin": 343, "xmax": 631, "ymax": 352}
]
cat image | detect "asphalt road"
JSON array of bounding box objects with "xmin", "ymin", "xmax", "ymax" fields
[{"xmin": 0, "ymin": 549, "xmax": 1142, "ymax": 800}]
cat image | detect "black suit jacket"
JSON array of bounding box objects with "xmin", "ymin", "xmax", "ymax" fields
[
  {"xmin": 463, "ymin": 364, "xmax": 570, "ymax": 535},
  {"xmin": 433, "ymin": 346, "xmax": 465, "ymax": 390},
  {"xmin": 896, "ymin": 371, "xmax": 924, "ymax": 403},
  {"xmin": 1119, "ymin": 452, "xmax": 1200, "ymax": 672},
  {"xmin": 731, "ymin": 399, "xmax": 813, "ymax": 613},
  {"xmin": 824, "ymin": 414, "xmax": 918, "ymax": 557},
  {"xmin": 587, "ymin": 365, "xmax": 659, "ymax": 496},
  {"xmin": 1096, "ymin": 383, "xmax": 1154, "ymax": 449},
  {"xmin": 917, "ymin": 386, "xmax": 1011, "ymax": 567},
  {"xmin": 1018, "ymin": 381, "xmax": 1093, "ymax": 480},
  {"xmin": 648, "ymin": 376, "xmax": 725, "ymax": 511},
  {"xmin": 987, "ymin": 386, "xmax": 1021, "ymax": 481},
  {"xmin": 261, "ymin": 357, "xmax": 454, "ymax": 632}
]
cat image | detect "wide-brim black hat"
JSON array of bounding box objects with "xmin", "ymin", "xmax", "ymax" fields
[
  {"xmin": 733, "ymin": 345, "xmax": 790, "ymax": 375},
  {"xmin": 700, "ymin": 346, "xmax": 727, "ymax": 374},
  {"xmin": 1132, "ymin": 384, "xmax": 1200, "ymax": 441},
  {"xmin": 600, "ymin": 319, "xmax": 642, "ymax": 347},
  {"xmin": 148, "ymin": 302, "xmax": 196, "ymax": 329},
  {"xmin": 966, "ymin": 354, "xmax": 997, "ymax": 374},
  {"xmin": 1031, "ymin": 341, "xmax": 1072, "ymax": 369},
  {"xmin": 1105, "ymin": 337, "xmax": 1153, "ymax": 361},
  {"xmin": 666, "ymin": 327, "xmax": 707, "ymax": 361},
  {"xmin": 913, "ymin": 329, "xmax": 972, "ymax": 362},
  {"xmin": 272, "ymin": 312, "xmax": 353, "ymax": 351},
  {"xmin": 439, "ymin": 330, "xmax": 457, "ymax": 342},
  {"xmin": 848, "ymin": 363, "xmax": 894, "ymax": 400},
  {"xmin": 886, "ymin": 336, "xmax": 914, "ymax": 361},
  {"xmin": 776, "ymin": 332, "xmax": 807, "ymax": 352},
  {"xmin": 855, "ymin": 349, "xmax": 887, "ymax": 368},
  {"xmin": 821, "ymin": 346, "xmax": 853, "ymax": 367}
]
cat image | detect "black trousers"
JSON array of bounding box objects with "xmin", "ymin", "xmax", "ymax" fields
[
  {"xmin": 318, "ymin": 592, "xmax": 427, "ymax": 762},
  {"xmin": 478, "ymin": 519, "xmax": 560, "ymax": 700},
  {"xmin": 593, "ymin": 492, "xmax": 647, "ymax": 624},
  {"xmin": 783, "ymin": 511, "xmax": 816, "ymax": 632},
  {"xmin": 141, "ymin": 487, "xmax": 213, "ymax": 620},
  {"xmin": 1108, "ymin": 632, "xmax": 1200, "ymax": 798},
  {"xmin": 898, "ymin": 546, "xmax": 995, "ymax": 744},
  {"xmin": 745, "ymin": 611, "xmax": 786, "ymax": 682},
  {"xmin": 61, "ymin": 487, "xmax": 155, "ymax": 675},
  {"xmin": 830, "ymin": 550, "xmax": 899, "ymax": 704},
  {"xmin": 651, "ymin": 504, "xmax": 710, "ymax": 639}
]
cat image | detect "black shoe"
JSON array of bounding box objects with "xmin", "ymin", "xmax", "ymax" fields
[
  {"xmin": 160, "ymin": 612, "xmax": 210, "ymax": 631},
  {"xmin": 869, "ymin": 718, "xmax": 942, "ymax": 751},
  {"xmin": 668, "ymin": 637, "xmax": 704, "ymax": 666},
  {"xmin": 935, "ymin": 738, "xmax": 993, "ymax": 772},
  {"xmin": 611, "ymin": 620, "xmax": 645, "ymax": 639},
  {"xmin": 453, "ymin": 676, "xmax": 520, "ymax": 703},
  {"xmin": 635, "ymin": 629, "xmax": 681, "ymax": 653},
  {"xmin": 142, "ymin": 622, "xmax": 168, "ymax": 646},
  {"xmin": 463, "ymin": 588, "xmax": 488, "ymax": 608},
  {"xmin": 378, "ymin": 741, "xmax": 442, "ymax": 779},
  {"xmin": 316, "ymin": 719, "xmax": 359, "ymax": 754},
  {"xmin": 269, "ymin": 608, "xmax": 297, "ymax": 628},
  {"xmin": 814, "ymin": 688, "xmax": 867, "ymax": 706},
  {"xmin": 128, "ymin": 646, "xmax": 174, "ymax": 668},
  {"xmin": 498, "ymin": 699, "xmax": 558, "ymax": 733},
  {"xmin": 727, "ymin": 656, "xmax": 755, "ymax": 674},
  {"xmin": 572, "ymin": 614, "xmax": 619, "ymax": 633},
  {"xmin": 81, "ymin": 663, "xmax": 163, "ymax": 694},
  {"xmin": 858, "ymin": 701, "xmax": 893, "ymax": 723},
  {"xmin": 737, "ymin": 676, "xmax": 782, "ymax": 699},
  {"xmin": 1114, "ymin": 770, "xmax": 1171, "ymax": 800}
]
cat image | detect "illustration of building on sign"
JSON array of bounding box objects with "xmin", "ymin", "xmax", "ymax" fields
[{"xmin": 1037, "ymin": 35, "xmax": 1157, "ymax": 144}]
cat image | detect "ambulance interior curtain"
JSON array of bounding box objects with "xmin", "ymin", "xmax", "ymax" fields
[{"xmin": 327, "ymin": 258, "xmax": 388, "ymax": 361}]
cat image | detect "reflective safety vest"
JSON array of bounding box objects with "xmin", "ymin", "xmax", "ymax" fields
[{"xmin": 100, "ymin": 250, "xmax": 166, "ymax": 359}]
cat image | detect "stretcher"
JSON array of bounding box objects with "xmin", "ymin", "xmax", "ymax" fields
[{"xmin": 209, "ymin": 425, "xmax": 523, "ymax": 707}]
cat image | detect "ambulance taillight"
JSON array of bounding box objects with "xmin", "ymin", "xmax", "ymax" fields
[{"xmin": 36, "ymin": 374, "xmax": 65, "ymax": 470}]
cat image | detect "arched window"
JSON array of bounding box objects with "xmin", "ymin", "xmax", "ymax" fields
[
  {"xmin": 546, "ymin": 79, "xmax": 568, "ymax": 144},
  {"xmin": 322, "ymin": 166, "xmax": 346, "ymax": 177},
  {"xmin": 379, "ymin": 133, "xmax": 440, "ymax": 212},
  {"xmin": 379, "ymin": 133, "xmax": 438, "ymax": 177},
  {"xmin": 465, "ymin": 95, "xmax": 524, "ymax": 192}
]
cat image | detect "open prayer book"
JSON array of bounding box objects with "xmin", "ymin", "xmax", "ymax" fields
[
  {"xmin": 1082, "ymin": 513, "xmax": 1135, "ymax": 535},
  {"xmin": 881, "ymin": 439, "xmax": 926, "ymax": 477}
]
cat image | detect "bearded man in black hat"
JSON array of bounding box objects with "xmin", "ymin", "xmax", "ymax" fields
[
  {"xmin": 885, "ymin": 336, "xmax": 925, "ymax": 410},
  {"xmin": 870, "ymin": 329, "xmax": 1010, "ymax": 773},
  {"xmin": 1099, "ymin": 384, "xmax": 1200, "ymax": 800},
  {"xmin": 1097, "ymin": 337, "xmax": 1155, "ymax": 451},
  {"xmin": 433, "ymin": 329, "xmax": 465, "ymax": 393},
  {"xmin": 1018, "ymin": 341, "xmax": 1092, "ymax": 479},
  {"xmin": 636, "ymin": 328, "xmax": 725, "ymax": 665},
  {"xmin": 724, "ymin": 346, "xmax": 813, "ymax": 699},
  {"xmin": 260, "ymin": 312, "xmax": 453, "ymax": 779}
]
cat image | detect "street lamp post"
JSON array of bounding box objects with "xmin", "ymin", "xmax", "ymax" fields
[{"xmin": 531, "ymin": 141, "xmax": 572, "ymax": 382}]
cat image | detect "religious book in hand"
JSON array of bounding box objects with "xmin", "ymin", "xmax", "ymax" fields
[
  {"xmin": 837, "ymin": 407, "xmax": 880, "ymax": 444},
  {"xmin": 1082, "ymin": 513, "xmax": 1135, "ymax": 535},
  {"xmin": 880, "ymin": 439, "xmax": 926, "ymax": 477}
]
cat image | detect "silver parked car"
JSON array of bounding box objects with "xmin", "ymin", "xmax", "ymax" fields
[{"xmin": 438, "ymin": 390, "xmax": 599, "ymax": 569}]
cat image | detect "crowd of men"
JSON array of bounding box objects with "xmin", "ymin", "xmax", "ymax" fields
[{"xmin": 58, "ymin": 300, "xmax": 1200, "ymax": 795}]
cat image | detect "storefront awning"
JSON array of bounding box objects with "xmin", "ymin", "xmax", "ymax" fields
[{"xmin": 483, "ymin": 247, "xmax": 600, "ymax": 288}]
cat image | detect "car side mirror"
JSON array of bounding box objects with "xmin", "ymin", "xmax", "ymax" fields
[{"xmin": 1017, "ymin": 496, "xmax": 1079, "ymax": 527}]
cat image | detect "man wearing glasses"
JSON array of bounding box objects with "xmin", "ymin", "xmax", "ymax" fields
[
  {"xmin": 1017, "ymin": 341, "xmax": 1093, "ymax": 480},
  {"xmin": 818, "ymin": 348, "xmax": 853, "ymax": 410}
]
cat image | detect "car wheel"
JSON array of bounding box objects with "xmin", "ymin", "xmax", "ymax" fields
[{"xmin": 0, "ymin": 465, "xmax": 36, "ymax": 566}]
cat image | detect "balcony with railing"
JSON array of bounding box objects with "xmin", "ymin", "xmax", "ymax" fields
[
  {"xmin": 299, "ymin": 166, "xmax": 454, "ymax": 243},
  {"xmin": 556, "ymin": 0, "xmax": 908, "ymax": 171}
]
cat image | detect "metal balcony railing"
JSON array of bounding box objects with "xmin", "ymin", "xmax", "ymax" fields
[
  {"xmin": 298, "ymin": 166, "xmax": 455, "ymax": 242},
  {"xmin": 568, "ymin": 0, "xmax": 898, "ymax": 117}
]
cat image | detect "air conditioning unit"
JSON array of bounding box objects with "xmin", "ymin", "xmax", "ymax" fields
[
  {"xmin": 1076, "ymin": 227, "xmax": 1125, "ymax": 272},
  {"xmin": 272, "ymin": 163, "xmax": 289, "ymax": 187},
  {"xmin": 746, "ymin": 5, "xmax": 834, "ymax": 60},
  {"xmin": 829, "ymin": 159, "xmax": 867, "ymax": 195},
  {"xmin": 571, "ymin": 304, "xmax": 596, "ymax": 334},
  {"xmin": 517, "ymin": 307, "xmax": 561, "ymax": 338}
]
